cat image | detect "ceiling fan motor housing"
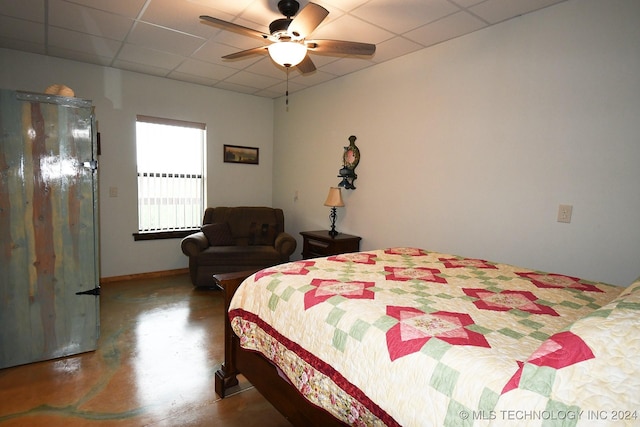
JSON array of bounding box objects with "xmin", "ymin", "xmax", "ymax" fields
[{"xmin": 277, "ymin": 0, "xmax": 300, "ymax": 17}]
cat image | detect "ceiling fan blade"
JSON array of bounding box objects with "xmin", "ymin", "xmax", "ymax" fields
[
  {"xmin": 200, "ymin": 15, "xmax": 271, "ymax": 41},
  {"xmin": 288, "ymin": 3, "xmax": 329, "ymax": 38},
  {"xmin": 223, "ymin": 46, "xmax": 269, "ymax": 60},
  {"xmin": 296, "ymin": 55, "xmax": 316, "ymax": 74},
  {"xmin": 306, "ymin": 39, "xmax": 376, "ymax": 56}
]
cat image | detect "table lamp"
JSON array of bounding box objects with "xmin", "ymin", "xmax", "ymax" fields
[{"xmin": 323, "ymin": 187, "xmax": 344, "ymax": 237}]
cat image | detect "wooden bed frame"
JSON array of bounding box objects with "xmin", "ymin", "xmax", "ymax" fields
[{"xmin": 212, "ymin": 271, "xmax": 347, "ymax": 426}]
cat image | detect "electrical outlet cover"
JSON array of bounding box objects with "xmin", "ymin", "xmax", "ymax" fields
[{"xmin": 557, "ymin": 204, "xmax": 573, "ymax": 223}]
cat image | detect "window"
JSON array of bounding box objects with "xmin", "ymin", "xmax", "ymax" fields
[{"xmin": 134, "ymin": 115, "xmax": 205, "ymax": 240}]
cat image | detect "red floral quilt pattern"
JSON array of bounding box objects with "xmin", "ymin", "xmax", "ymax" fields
[
  {"xmin": 385, "ymin": 266, "xmax": 447, "ymax": 284},
  {"xmin": 384, "ymin": 247, "xmax": 429, "ymax": 256},
  {"xmin": 304, "ymin": 278, "xmax": 376, "ymax": 309},
  {"xmin": 502, "ymin": 331, "xmax": 594, "ymax": 393},
  {"xmin": 440, "ymin": 257, "xmax": 498, "ymax": 269},
  {"xmin": 327, "ymin": 252, "xmax": 377, "ymax": 264},
  {"xmin": 463, "ymin": 288, "xmax": 559, "ymax": 316},
  {"xmin": 386, "ymin": 307, "xmax": 490, "ymax": 361},
  {"xmin": 517, "ymin": 272, "xmax": 604, "ymax": 292},
  {"xmin": 254, "ymin": 260, "xmax": 316, "ymax": 281}
]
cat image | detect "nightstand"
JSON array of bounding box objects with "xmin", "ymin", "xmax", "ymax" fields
[{"xmin": 300, "ymin": 230, "xmax": 361, "ymax": 259}]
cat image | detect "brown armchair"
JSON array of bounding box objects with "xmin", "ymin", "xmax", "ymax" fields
[{"xmin": 181, "ymin": 206, "xmax": 297, "ymax": 287}]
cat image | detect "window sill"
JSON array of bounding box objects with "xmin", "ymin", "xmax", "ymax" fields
[{"xmin": 133, "ymin": 229, "xmax": 198, "ymax": 241}]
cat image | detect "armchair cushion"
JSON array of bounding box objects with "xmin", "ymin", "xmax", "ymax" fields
[
  {"xmin": 202, "ymin": 223, "xmax": 234, "ymax": 246},
  {"xmin": 249, "ymin": 222, "xmax": 278, "ymax": 246}
]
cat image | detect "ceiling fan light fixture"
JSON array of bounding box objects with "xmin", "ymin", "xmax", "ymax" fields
[{"xmin": 268, "ymin": 41, "xmax": 306, "ymax": 67}]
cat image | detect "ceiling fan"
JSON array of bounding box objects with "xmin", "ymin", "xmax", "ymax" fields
[{"xmin": 199, "ymin": 0, "xmax": 376, "ymax": 74}]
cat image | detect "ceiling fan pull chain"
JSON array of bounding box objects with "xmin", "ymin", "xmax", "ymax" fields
[{"xmin": 286, "ymin": 67, "xmax": 290, "ymax": 110}]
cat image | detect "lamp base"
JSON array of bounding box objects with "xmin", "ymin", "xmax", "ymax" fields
[{"xmin": 328, "ymin": 207, "xmax": 338, "ymax": 238}]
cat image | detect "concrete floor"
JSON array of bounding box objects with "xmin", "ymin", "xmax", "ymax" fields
[{"xmin": 0, "ymin": 274, "xmax": 290, "ymax": 426}]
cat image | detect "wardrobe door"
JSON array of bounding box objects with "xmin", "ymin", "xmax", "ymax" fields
[{"xmin": 0, "ymin": 90, "xmax": 100, "ymax": 369}]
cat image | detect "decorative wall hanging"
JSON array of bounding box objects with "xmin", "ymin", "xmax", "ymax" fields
[
  {"xmin": 224, "ymin": 144, "xmax": 259, "ymax": 164},
  {"xmin": 338, "ymin": 135, "xmax": 359, "ymax": 189}
]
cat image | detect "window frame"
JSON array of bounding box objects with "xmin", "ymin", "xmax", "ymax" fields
[{"xmin": 132, "ymin": 115, "xmax": 206, "ymax": 241}]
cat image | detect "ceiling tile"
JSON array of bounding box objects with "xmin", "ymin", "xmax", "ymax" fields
[
  {"xmin": 263, "ymin": 78, "xmax": 308, "ymax": 95},
  {"xmin": 290, "ymin": 69, "xmax": 338, "ymax": 87},
  {"xmin": 116, "ymin": 43, "xmax": 185, "ymax": 70},
  {"xmin": 126, "ymin": 21, "xmax": 205, "ymax": 56},
  {"xmin": 0, "ymin": 37, "xmax": 46, "ymax": 54},
  {"xmin": 49, "ymin": 0, "xmax": 134, "ymax": 41},
  {"xmin": 66, "ymin": 0, "xmax": 147, "ymax": 19},
  {"xmin": 404, "ymin": 11, "xmax": 487, "ymax": 47},
  {"xmin": 370, "ymin": 36, "xmax": 423, "ymax": 63},
  {"xmin": 321, "ymin": 0, "xmax": 371, "ymax": 13},
  {"xmin": 111, "ymin": 58, "xmax": 173, "ymax": 77},
  {"xmin": 254, "ymin": 87, "xmax": 286, "ymax": 98},
  {"xmin": 310, "ymin": 14, "xmax": 394, "ymax": 45},
  {"xmin": 166, "ymin": 71, "xmax": 218, "ymax": 86},
  {"xmin": 229, "ymin": 15, "xmax": 273, "ymax": 36},
  {"xmin": 449, "ymin": 0, "xmax": 488, "ymax": 8},
  {"xmin": 238, "ymin": 0, "xmax": 285, "ymax": 27},
  {"xmin": 224, "ymin": 69, "xmax": 281, "ymax": 90},
  {"xmin": 187, "ymin": 0, "xmax": 254, "ymax": 17},
  {"xmin": 0, "ymin": 16, "xmax": 44, "ymax": 44},
  {"xmin": 317, "ymin": 57, "xmax": 374, "ymax": 75},
  {"xmin": 172, "ymin": 58, "xmax": 238, "ymax": 80},
  {"xmin": 213, "ymin": 80, "xmax": 260, "ymax": 95},
  {"xmin": 352, "ymin": 0, "xmax": 459, "ymax": 34},
  {"xmin": 47, "ymin": 45, "xmax": 114, "ymax": 66},
  {"xmin": 48, "ymin": 27, "xmax": 123, "ymax": 58},
  {"xmin": 469, "ymin": 0, "xmax": 566, "ymax": 24},
  {"xmin": 141, "ymin": 0, "xmax": 227, "ymax": 38},
  {"xmin": 0, "ymin": 0, "xmax": 45, "ymax": 21}
]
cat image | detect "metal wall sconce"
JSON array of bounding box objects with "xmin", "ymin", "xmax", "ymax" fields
[
  {"xmin": 338, "ymin": 166, "xmax": 357, "ymax": 190},
  {"xmin": 337, "ymin": 135, "xmax": 359, "ymax": 190}
]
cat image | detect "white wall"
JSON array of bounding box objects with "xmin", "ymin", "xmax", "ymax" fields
[
  {"xmin": 0, "ymin": 48, "xmax": 274, "ymax": 279},
  {"xmin": 273, "ymin": 0, "xmax": 640, "ymax": 286}
]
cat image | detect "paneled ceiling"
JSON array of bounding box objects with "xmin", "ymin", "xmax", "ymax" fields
[{"xmin": 0, "ymin": 0, "xmax": 567, "ymax": 98}]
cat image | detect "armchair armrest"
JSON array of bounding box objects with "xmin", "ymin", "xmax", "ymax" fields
[
  {"xmin": 274, "ymin": 232, "xmax": 297, "ymax": 261},
  {"xmin": 181, "ymin": 232, "xmax": 209, "ymax": 257}
]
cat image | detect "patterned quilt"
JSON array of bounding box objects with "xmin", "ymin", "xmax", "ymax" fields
[{"xmin": 228, "ymin": 248, "xmax": 638, "ymax": 426}]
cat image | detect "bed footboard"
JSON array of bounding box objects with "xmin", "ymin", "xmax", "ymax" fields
[
  {"xmin": 213, "ymin": 270, "xmax": 346, "ymax": 426},
  {"xmin": 213, "ymin": 270, "xmax": 255, "ymax": 398}
]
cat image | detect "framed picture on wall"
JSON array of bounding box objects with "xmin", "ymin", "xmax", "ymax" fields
[{"xmin": 223, "ymin": 144, "xmax": 259, "ymax": 165}]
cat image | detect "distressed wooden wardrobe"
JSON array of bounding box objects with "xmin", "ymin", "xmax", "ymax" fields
[{"xmin": 0, "ymin": 90, "xmax": 100, "ymax": 369}]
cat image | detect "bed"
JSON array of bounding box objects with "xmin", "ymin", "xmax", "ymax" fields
[{"xmin": 214, "ymin": 248, "xmax": 640, "ymax": 426}]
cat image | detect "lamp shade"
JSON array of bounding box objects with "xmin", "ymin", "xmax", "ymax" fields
[
  {"xmin": 324, "ymin": 187, "xmax": 344, "ymax": 207},
  {"xmin": 268, "ymin": 41, "xmax": 307, "ymax": 67}
]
